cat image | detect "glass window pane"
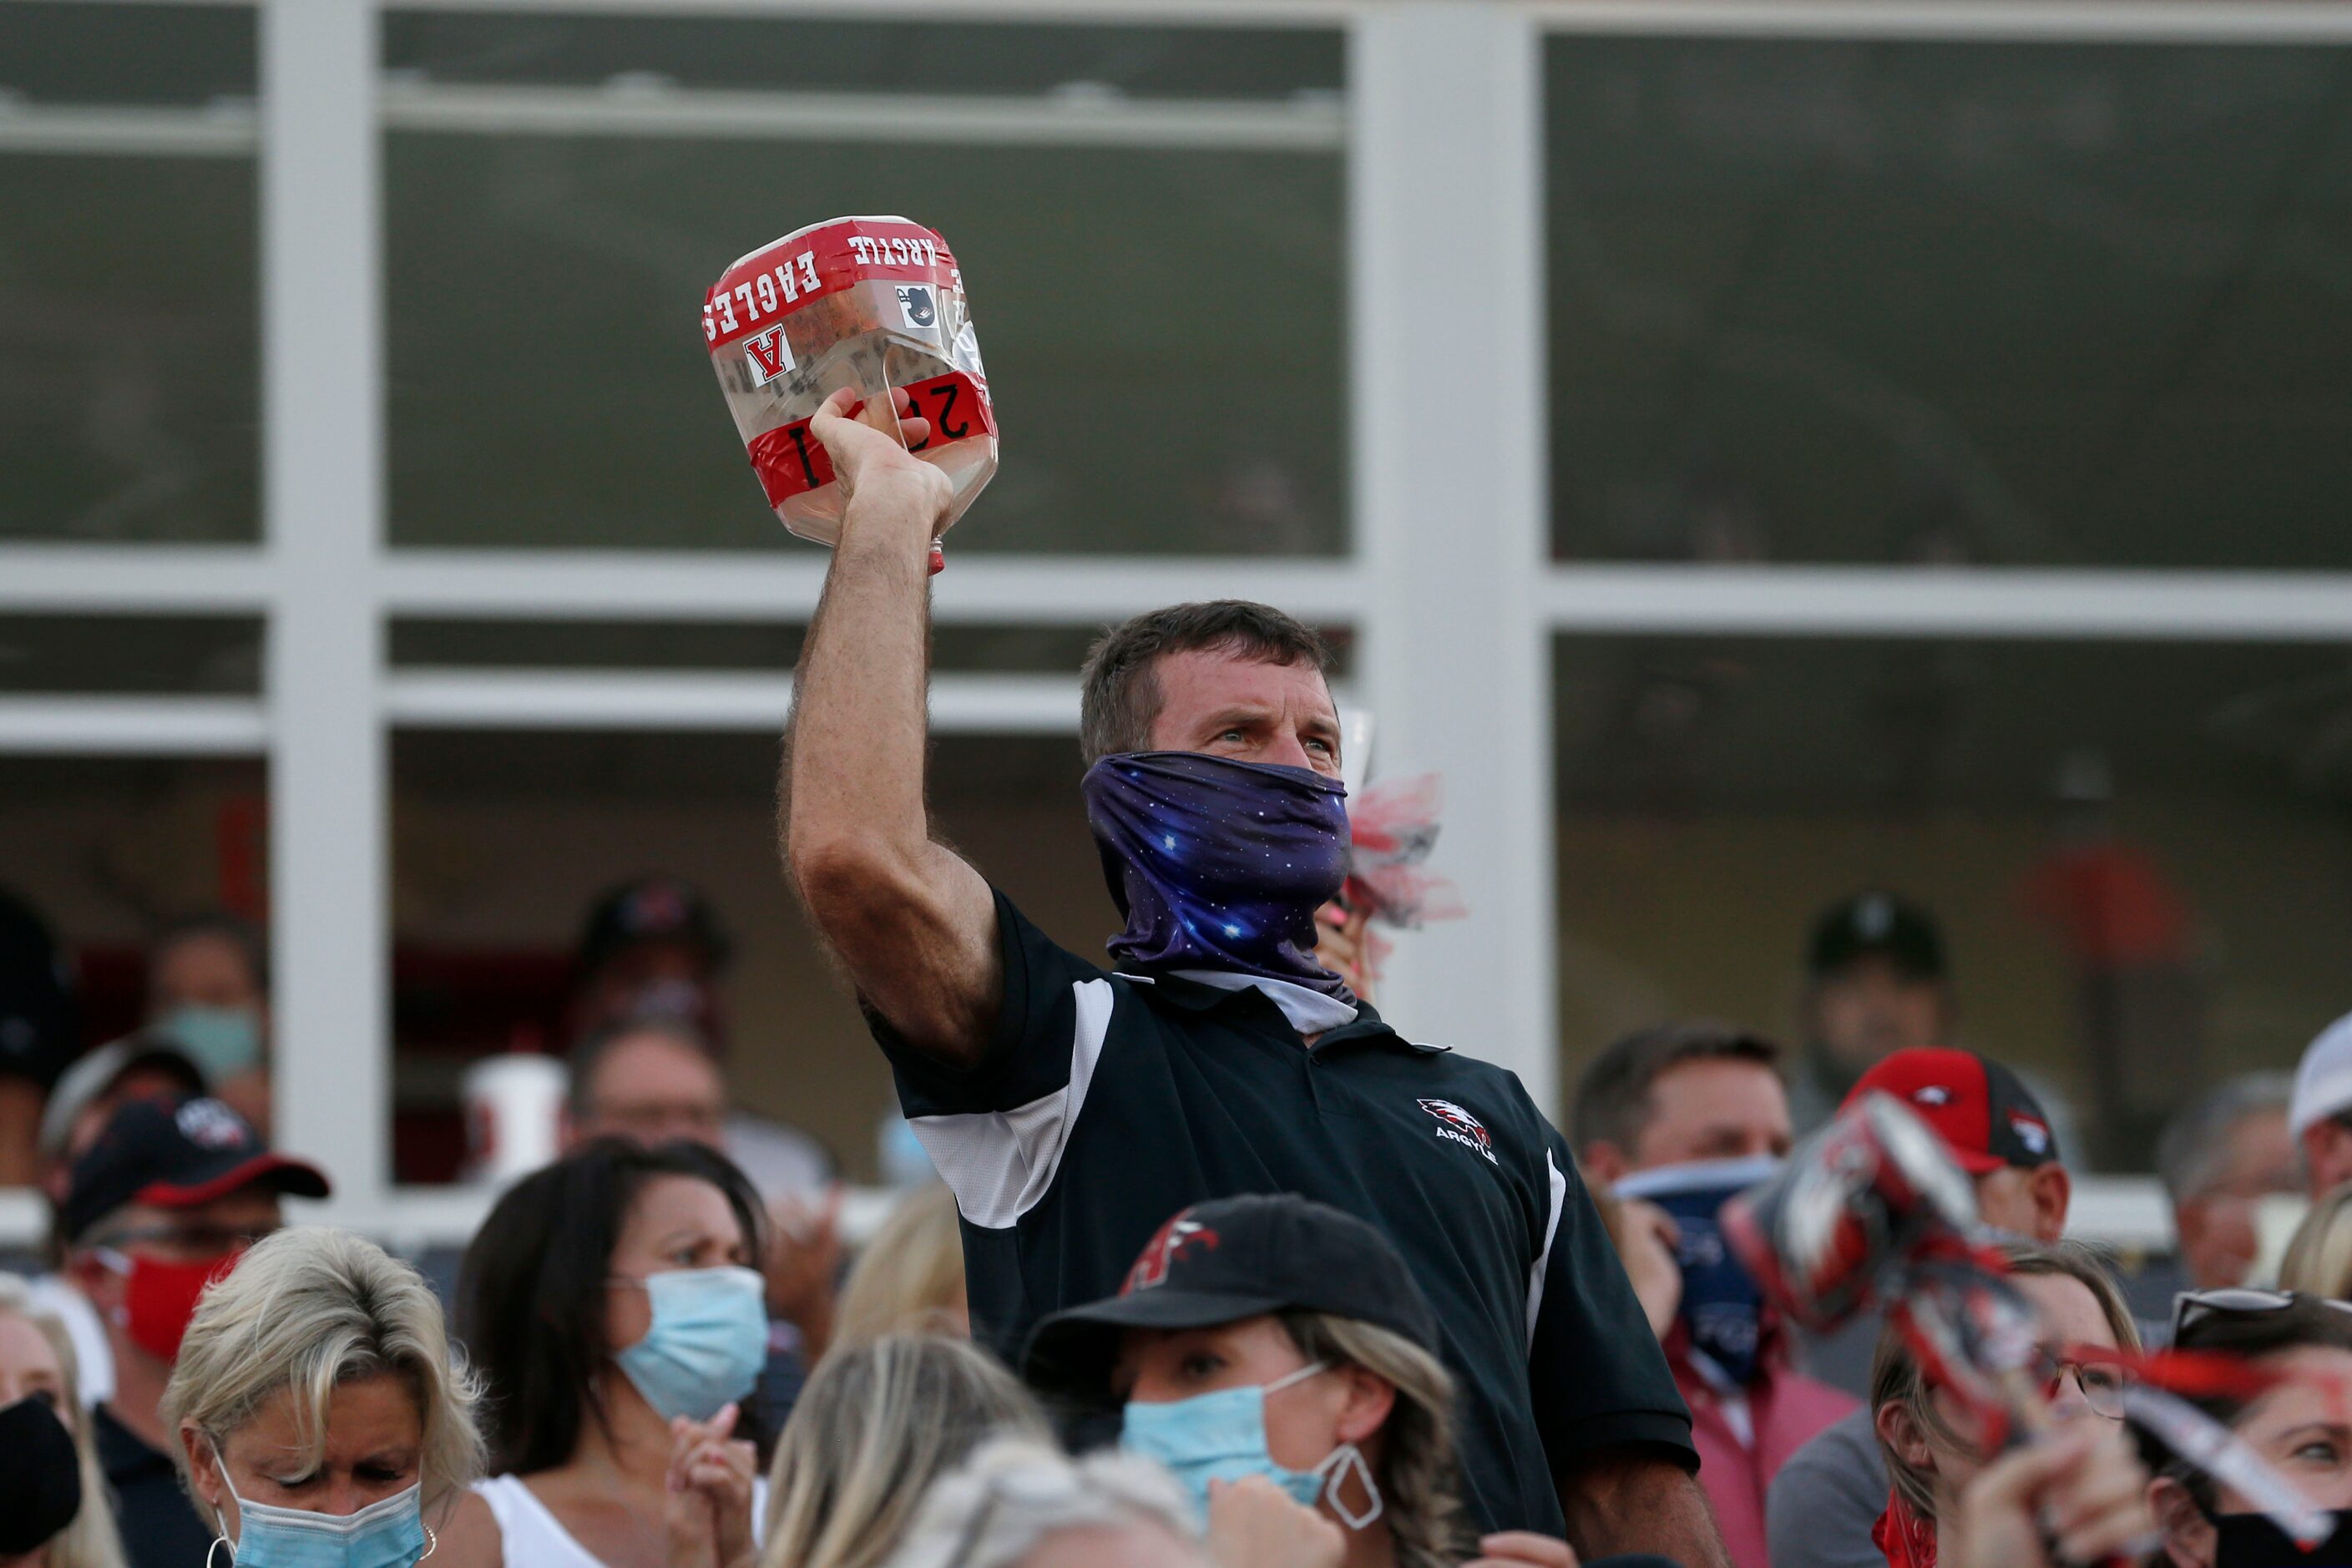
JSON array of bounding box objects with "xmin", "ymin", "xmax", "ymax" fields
[
  {"xmin": 390, "ymin": 729, "xmax": 1107, "ymax": 1183},
  {"xmin": 0, "ymin": 615, "xmax": 261, "ymax": 693},
  {"xmin": 385, "ymin": 17, "xmax": 1345, "ymax": 555},
  {"xmin": 1546, "ymin": 38, "xmax": 2352, "ymax": 567},
  {"xmin": 384, "ymin": 12, "xmax": 1342, "ymax": 99},
  {"xmin": 1554, "ymin": 634, "xmax": 2352, "ymax": 1166},
  {"xmin": 0, "ymin": 5, "xmax": 259, "ymax": 544}
]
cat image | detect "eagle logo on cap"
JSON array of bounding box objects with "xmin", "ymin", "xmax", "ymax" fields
[
  {"xmin": 1124, "ymin": 1214, "xmax": 1218, "ymax": 1293},
  {"xmin": 176, "ymin": 1097, "xmax": 250, "ymax": 1151}
]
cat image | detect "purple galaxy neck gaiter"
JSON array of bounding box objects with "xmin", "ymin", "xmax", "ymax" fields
[{"xmin": 1080, "ymin": 751, "xmax": 1354, "ymax": 999}]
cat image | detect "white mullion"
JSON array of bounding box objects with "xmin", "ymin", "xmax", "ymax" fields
[
  {"xmin": 382, "ymin": 667, "xmax": 1081, "ymax": 732},
  {"xmin": 261, "ymin": 0, "xmax": 389, "ymax": 1215},
  {"xmin": 1530, "ymin": 1, "xmax": 2352, "ymax": 42},
  {"xmin": 1545, "ymin": 566, "xmax": 2352, "ymax": 641},
  {"xmin": 0, "ymin": 549, "xmax": 274, "ymax": 613},
  {"xmin": 1354, "ymin": 3, "xmax": 1558, "ymax": 1110},
  {"xmin": 0, "ymin": 698, "xmax": 268, "ymax": 755}
]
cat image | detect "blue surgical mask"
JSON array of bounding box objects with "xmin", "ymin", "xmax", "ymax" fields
[
  {"xmin": 1120, "ymin": 1361, "xmax": 1383, "ymax": 1530},
  {"xmin": 1614, "ymin": 1154, "xmax": 1783, "ymax": 1388},
  {"xmin": 159, "ymin": 1004, "xmax": 264, "ymax": 1080},
  {"xmin": 611, "ymin": 1264, "xmax": 767, "ymax": 1423},
  {"xmin": 214, "ymin": 1474, "xmax": 429, "ymax": 1568}
]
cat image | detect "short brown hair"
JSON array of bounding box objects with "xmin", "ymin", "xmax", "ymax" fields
[
  {"xmin": 1569, "ymin": 1021, "xmax": 1782, "ymax": 1157},
  {"xmin": 1077, "ymin": 600, "xmax": 1332, "ymax": 763}
]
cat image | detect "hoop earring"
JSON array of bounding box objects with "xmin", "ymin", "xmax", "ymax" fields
[
  {"xmin": 419, "ymin": 1522, "xmax": 439, "ymax": 1562},
  {"xmin": 205, "ymin": 1536, "xmax": 234, "ymax": 1568}
]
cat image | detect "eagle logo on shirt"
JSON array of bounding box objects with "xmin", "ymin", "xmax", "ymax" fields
[
  {"xmin": 1123, "ymin": 1214, "xmax": 1219, "ymax": 1293},
  {"xmin": 1419, "ymin": 1099, "xmax": 1500, "ymax": 1166}
]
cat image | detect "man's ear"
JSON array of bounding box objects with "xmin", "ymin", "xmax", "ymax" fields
[
  {"xmin": 1333, "ymin": 1367, "xmax": 1397, "ymax": 1449},
  {"xmin": 1582, "ymin": 1142, "xmax": 1631, "ymax": 1187},
  {"xmin": 1874, "ymin": 1399, "xmax": 1934, "ymax": 1471},
  {"xmin": 2030, "ymin": 1162, "xmax": 2072, "ymax": 1245},
  {"xmin": 2148, "ymin": 1475, "xmax": 2217, "ymax": 1568}
]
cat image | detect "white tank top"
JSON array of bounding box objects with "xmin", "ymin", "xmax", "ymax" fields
[{"xmin": 471, "ymin": 1475, "xmax": 769, "ymax": 1568}]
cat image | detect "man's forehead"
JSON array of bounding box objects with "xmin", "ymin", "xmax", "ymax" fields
[{"xmin": 1151, "ymin": 647, "xmax": 1336, "ymax": 715}]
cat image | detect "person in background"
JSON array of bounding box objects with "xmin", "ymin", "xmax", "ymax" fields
[
  {"xmin": 1024, "ymin": 1192, "xmax": 1581, "ymax": 1568},
  {"xmin": 144, "ymin": 913, "xmax": 272, "ymax": 1136},
  {"xmin": 441, "ymin": 1138, "xmax": 769, "ymax": 1568},
  {"xmin": 2156, "ymin": 1074, "xmax": 2299, "ymax": 1292},
  {"xmin": 564, "ymin": 1017, "xmax": 842, "ymax": 1393},
  {"xmin": 1571, "ymin": 1023, "xmax": 1849, "ymax": 1568},
  {"xmin": 883, "ymin": 1437, "xmax": 1222, "ymax": 1568},
  {"xmin": 1768, "ymin": 1047, "xmax": 2074, "ymax": 1568},
  {"xmin": 1869, "ymin": 1242, "xmax": 2143, "ymax": 1568},
  {"xmin": 55, "ymin": 1095, "xmax": 329, "ymax": 1568},
  {"xmin": 760, "ymin": 1333, "xmax": 1049, "ymax": 1568},
  {"xmin": 2278, "ymin": 1182, "xmax": 2352, "ymax": 1299},
  {"xmin": 564, "ymin": 877, "xmax": 837, "ymax": 1199},
  {"xmin": 160, "ymin": 1227, "xmax": 483, "ymax": 1566},
  {"xmin": 2288, "ymin": 1012, "xmax": 2352, "ymax": 1199},
  {"xmin": 0, "ymin": 1275, "xmax": 129, "ymax": 1568},
  {"xmin": 23, "ymin": 1033, "xmax": 207, "ymax": 1412},
  {"xmin": 2140, "ymin": 1290, "xmax": 2352, "ymax": 1568},
  {"xmin": 1788, "ymin": 892, "xmax": 1953, "ymax": 1133},
  {"xmin": 0, "ymin": 886, "xmax": 81, "ymax": 1188},
  {"xmin": 832, "ymin": 1183, "xmax": 968, "ymax": 1343}
]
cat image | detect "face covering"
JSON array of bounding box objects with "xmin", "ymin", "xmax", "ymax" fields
[
  {"xmin": 158, "ymin": 1004, "xmax": 265, "ymax": 1080},
  {"xmin": 611, "ymin": 1265, "xmax": 768, "ymax": 1423},
  {"xmin": 1120, "ymin": 1361, "xmax": 1383, "ymax": 1530},
  {"xmin": 0, "ymin": 1395, "xmax": 84, "ymax": 1555},
  {"xmin": 214, "ymin": 1473, "xmax": 430, "ymax": 1568},
  {"xmin": 1081, "ymin": 751, "xmax": 1353, "ymax": 999},
  {"xmin": 98, "ymin": 1244, "xmax": 245, "ymax": 1363},
  {"xmin": 1612, "ymin": 1155, "xmax": 1783, "ymax": 1388},
  {"xmin": 2215, "ymin": 1507, "xmax": 2352, "ymax": 1568}
]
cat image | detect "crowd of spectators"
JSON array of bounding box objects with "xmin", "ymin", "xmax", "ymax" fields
[{"xmin": 6, "ymin": 409, "xmax": 2352, "ymax": 1568}]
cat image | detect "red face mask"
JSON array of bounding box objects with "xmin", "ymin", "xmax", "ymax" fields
[{"xmin": 105, "ymin": 1247, "xmax": 245, "ymax": 1363}]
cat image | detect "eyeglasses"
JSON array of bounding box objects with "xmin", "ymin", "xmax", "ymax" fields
[
  {"xmin": 2029, "ymin": 1347, "xmax": 2129, "ymax": 1419},
  {"xmin": 2172, "ymin": 1288, "xmax": 2352, "ymax": 1342}
]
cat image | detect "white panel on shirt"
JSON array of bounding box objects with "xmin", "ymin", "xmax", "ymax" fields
[
  {"xmin": 1524, "ymin": 1148, "xmax": 1569, "ymax": 1353},
  {"xmin": 908, "ymin": 978, "xmax": 1115, "ymax": 1231}
]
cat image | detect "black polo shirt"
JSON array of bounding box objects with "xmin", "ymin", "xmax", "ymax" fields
[
  {"xmin": 96, "ymin": 1403, "xmax": 213, "ymax": 1568},
  {"xmin": 878, "ymin": 890, "xmax": 1694, "ymax": 1537}
]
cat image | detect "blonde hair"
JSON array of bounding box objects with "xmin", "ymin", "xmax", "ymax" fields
[
  {"xmin": 0, "ymin": 1276, "xmax": 129, "ymax": 1568},
  {"xmin": 883, "ymin": 1436, "xmax": 1202, "ymax": 1568},
  {"xmin": 2280, "ymin": 1182, "xmax": 2352, "ymax": 1299},
  {"xmin": 1873, "ymin": 1240, "xmax": 2142, "ymax": 1526},
  {"xmin": 1281, "ymin": 1311, "xmax": 1475, "ymax": 1568},
  {"xmin": 761, "ymin": 1333, "xmax": 1049, "ymax": 1568},
  {"xmin": 835, "ymin": 1184, "xmax": 966, "ymax": 1344},
  {"xmin": 160, "ymin": 1228, "xmax": 485, "ymax": 1516}
]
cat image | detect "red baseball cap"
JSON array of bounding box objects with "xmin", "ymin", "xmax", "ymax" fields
[{"xmin": 1841, "ymin": 1047, "xmax": 2059, "ymax": 1176}]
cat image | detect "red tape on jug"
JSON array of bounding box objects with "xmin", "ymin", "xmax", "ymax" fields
[{"xmin": 704, "ymin": 216, "xmax": 998, "ymax": 548}]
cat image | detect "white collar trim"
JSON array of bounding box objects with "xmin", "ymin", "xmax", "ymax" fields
[{"xmin": 1164, "ymin": 969, "xmax": 1363, "ymax": 1034}]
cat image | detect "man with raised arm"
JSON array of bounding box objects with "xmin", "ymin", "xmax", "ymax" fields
[{"xmin": 781, "ymin": 387, "xmax": 1721, "ymax": 1563}]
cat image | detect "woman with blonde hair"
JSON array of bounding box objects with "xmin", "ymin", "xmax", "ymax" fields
[
  {"xmin": 760, "ymin": 1333, "xmax": 1046, "ymax": 1568},
  {"xmin": 833, "ymin": 1183, "xmax": 968, "ymax": 1343},
  {"xmin": 161, "ymin": 1226, "xmax": 485, "ymax": 1565},
  {"xmin": 0, "ymin": 1274, "xmax": 128, "ymax": 1568},
  {"xmin": 1024, "ymin": 1194, "xmax": 1571, "ymax": 1568},
  {"xmin": 2278, "ymin": 1181, "xmax": 2352, "ymax": 1299},
  {"xmin": 1869, "ymin": 1241, "xmax": 2144, "ymax": 1568}
]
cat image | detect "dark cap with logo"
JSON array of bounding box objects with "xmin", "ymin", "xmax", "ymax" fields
[
  {"xmin": 1022, "ymin": 1192, "xmax": 1439, "ymax": 1401},
  {"xmin": 575, "ymin": 877, "xmax": 731, "ymax": 975},
  {"xmin": 1808, "ymin": 890, "xmax": 1945, "ymax": 981},
  {"xmin": 1841, "ymin": 1047, "xmax": 2059, "ymax": 1175},
  {"xmin": 62, "ymin": 1094, "xmax": 330, "ymax": 1245}
]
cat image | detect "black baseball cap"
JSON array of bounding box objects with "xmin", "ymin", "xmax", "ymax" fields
[
  {"xmin": 1808, "ymin": 890, "xmax": 1945, "ymax": 981},
  {"xmin": 575, "ymin": 877, "xmax": 731, "ymax": 975},
  {"xmin": 1022, "ymin": 1193, "xmax": 1439, "ymax": 1401},
  {"xmin": 62, "ymin": 1094, "xmax": 330, "ymax": 1245}
]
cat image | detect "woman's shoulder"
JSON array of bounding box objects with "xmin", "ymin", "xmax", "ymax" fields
[{"xmin": 432, "ymin": 1485, "xmax": 507, "ymax": 1568}]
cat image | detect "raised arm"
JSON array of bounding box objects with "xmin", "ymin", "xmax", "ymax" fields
[{"xmin": 781, "ymin": 387, "xmax": 1002, "ymax": 1065}]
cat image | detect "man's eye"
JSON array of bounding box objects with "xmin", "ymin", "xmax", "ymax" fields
[{"xmin": 1306, "ymin": 737, "xmax": 1333, "ymax": 754}]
